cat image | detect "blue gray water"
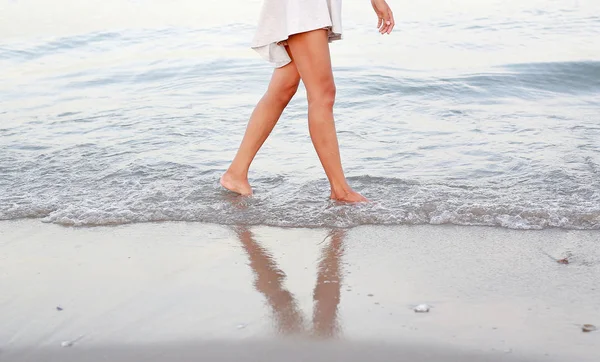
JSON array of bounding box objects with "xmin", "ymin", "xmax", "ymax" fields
[{"xmin": 1, "ymin": 0, "xmax": 599, "ymax": 229}]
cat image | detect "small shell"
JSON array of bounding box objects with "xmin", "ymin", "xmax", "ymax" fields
[
  {"xmin": 414, "ymin": 304, "xmax": 431, "ymax": 313},
  {"xmin": 60, "ymin": 335, "xmax": 84, "ymax": 347},
  {"xmin": 582, "ymin": 324, "xmax": 596, "ymax": 333}
]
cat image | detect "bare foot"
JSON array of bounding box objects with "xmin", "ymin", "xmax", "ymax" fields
[
  {"xmin": 220, "ymin": 171, "xmax": 252, "ymax": 196},
  {"xmin": 330, "ymin": 188, "xmax": 368, "ymax": 203}
]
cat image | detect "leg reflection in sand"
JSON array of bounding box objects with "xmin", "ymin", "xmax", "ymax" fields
[
  {"xmin": 235, "ymin": 227, "xmax": 345, "ymax": 338},
  {"xmin": 312, "ymin": 229, "xmax": 344, "ymax": 337},
  {"xmin": 236, "ymin": 226, "xmax": 305, "ymax": 334}
]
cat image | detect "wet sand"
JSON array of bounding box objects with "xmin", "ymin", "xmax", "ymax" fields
[{"xmin": 1, "ymin": 220, "xmax": 599, "ymax": 361}]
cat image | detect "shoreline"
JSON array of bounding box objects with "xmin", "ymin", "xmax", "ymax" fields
[{"xmin": 1, "ymin": 220, "xmax": 599, "ymax": 361}]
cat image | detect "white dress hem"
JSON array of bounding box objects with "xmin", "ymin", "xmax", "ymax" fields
[{"xmin": 251, "ymin": 0, "xmax": 343, "ymax": 68}]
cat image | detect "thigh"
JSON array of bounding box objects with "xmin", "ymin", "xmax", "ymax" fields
[
  {"xmin": 267, "ymin": 47, "xmax": 301, "ymax": 92},
  {"xmin": 285, "ymin": 30, "xmax": 334, "ymax": 95}
]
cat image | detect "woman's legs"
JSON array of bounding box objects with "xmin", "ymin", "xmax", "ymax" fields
[
  {"xmin": 222, "ymin": 30, "xmax": 366, "ymax": 202},
  {"xmin": 220, "ymin": 54, "xmax": 301, "ymax": 195},
  {"xmin": 286, "ymin": 30, "xmax": 366, "ymax": 202}
]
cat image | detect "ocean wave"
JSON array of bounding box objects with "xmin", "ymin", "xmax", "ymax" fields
[
  {"xmin": 1, "ymin": 174, "xmax": 599, "ymax": 230},
  {"xmin": 341, "ymin": 61, "xmax": 600, "ymax": 100},
  {"xmin": 0, "ymin": 32, "xmax": 123, "ymax": 62}
]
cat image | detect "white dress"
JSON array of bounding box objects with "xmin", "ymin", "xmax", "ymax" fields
[{"xmin": 251, "ymin": 0, "xmax": 343, "ymax": 68}]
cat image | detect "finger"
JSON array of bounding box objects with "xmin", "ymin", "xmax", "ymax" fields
[
  {"xmin": 377, "ymin": 17, "xmax": 383, "ymax": 30},
  {"xmin": 379, "ymin": 14, "xmax": 389, "ymax": 34},
  {"xmin": 387, "ymin": 11, "xmax": 395, "ymax": 34},
  {"xmin": 381, "ymin": 19, "xmax": 391, "ymax": 34},
  {"xmin": 381, "ymin": 19, "xmax": 388, "ymax": 33},
  {"xmin": 386, "ymin": 10, "xmax": 395, "ymax": 34}
]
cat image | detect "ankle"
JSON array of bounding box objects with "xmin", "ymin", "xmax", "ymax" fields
[
  {"xmin": 224, "ymin": 167, "xmax": 248, "ymax": 180},
  {"xmin": 330, "ymin": 183, "xmax": 352, "ymax": 197}
]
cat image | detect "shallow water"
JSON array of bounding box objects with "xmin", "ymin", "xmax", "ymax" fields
[{"xmin": 1, "ymin": 0, "xmax": 600, "ymax": 229}]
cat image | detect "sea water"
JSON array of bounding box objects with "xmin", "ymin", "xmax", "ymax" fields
[{"xmin": 1, "ymin": 0, "xmax": 599, "ymax": 229}]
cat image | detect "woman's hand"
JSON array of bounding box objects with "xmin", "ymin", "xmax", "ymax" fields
[{"xmin": 371, "ymin": 0, "xmax": 395, "ymax": 34}]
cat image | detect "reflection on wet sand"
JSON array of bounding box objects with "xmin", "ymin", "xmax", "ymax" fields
[
  {"xmin": 236, "ymin": 226, "xmax": 305, "ymax": 334},
  {"xmin": 312, "ymin": 229, "xmax": 344, "ymax": 338},
  {"xmin": 236, "ymin": 227, "xmax": 345, "ymax": 338}
]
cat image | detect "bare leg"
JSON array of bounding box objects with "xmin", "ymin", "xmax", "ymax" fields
[
  {"xmin": 287, "ymin": 30, "xmax": 367, "ymax": 202},
  {"xmin": 220, "ymin": 53, "xmax": 301, "ymax": 195}
]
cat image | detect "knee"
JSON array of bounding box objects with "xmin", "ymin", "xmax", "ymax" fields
[
  {"xmin": 270, "ymin": 78, "xmax": 300, "ymax": 104},
  {"xmin": 308, "ymin": 82, "xmax": 336, "ymax": 109}
]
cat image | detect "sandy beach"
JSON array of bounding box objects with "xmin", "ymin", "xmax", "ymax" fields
[{"xmin": 1, "ymin": 220, "xmax": 598, "ymax": 361}]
